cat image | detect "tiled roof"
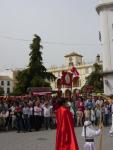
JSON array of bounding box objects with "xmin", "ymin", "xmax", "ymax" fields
[
  {"xmin": 0, "ymin": 76, "xmax": 12, "ymax": 80},
  {"xmin": 64, "ymin": 52, "xmax": 83, "ymax": 57}
]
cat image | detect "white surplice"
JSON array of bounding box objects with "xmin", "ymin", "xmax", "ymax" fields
[{"xmin": 81, "ymin": 121, "xmax": 101, "ymax": 150}]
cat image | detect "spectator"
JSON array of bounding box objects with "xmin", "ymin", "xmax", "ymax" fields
[
  {"xmin": 90, "ymin": 108, "xmax": 96, "ymax": 125},
  {"xmin": 28, "ymin": 102, "xmax": 34, "ymax": 130},
  {"xmin": 15, "ymin": 102, "xmax": 24, "ymax": 133},
  {"xmin": 43, "ymin": 101, "xmax": 52, "ymax": 130},
  {"xmin": 34, "ymin": 100, "xmax": 42, "ymax": 131},
  {"xmin": 22, "ymin": 102, "xmax": 30, "ymax": 132},
  {"xmin": 104, "ymin": 103, "xmax": 109, "ymax": 126},
  {"xmin": 84, "ymin": 107, "xmax": 90, "ymax": 121},
  {"xmin": 95, "ymin": 105, "xmax": 101, "ymax": 126},
  {"xmin": 76, "ymin": 108, "xmax": 83, "ymax": 127},
  {"xmin": 10, "ymin": 103, "xmax": 16, "ymax": 129}
]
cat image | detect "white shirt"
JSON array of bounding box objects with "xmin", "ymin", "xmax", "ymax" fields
[
  {"xmin": 0, "ymin": 111, "xmax": 9, "ymax": 118},
  {"xmin": 10, "ymin": 106, "xmax": 15, "ymax": 115},
  {"xmin": 34, "ymin": 106, "xmax": 42, "ymax": 116},
  {"xmin": 23, "ymin": 107, "xmax": 30, "ymax": 115},
  {"xmin": 43, "ymin": 106, "xmax": 52, "ymax": 117},
  {"xmin": 111, "ymin": 104, "xmax": 113, "ymax": 113},
  {"xmin": 81, "ymin": 126, "xmax": 101, "ymax": 139},
  {"xmin": 29, "ymin": 107, "xmax": 33, "ymax": 116},
  {"xmin": 104, "ymin": 106, "xmax": 109, "ymax": 114},
  {"xmin": 96, "ymin": 99, "xmax": 103, "ymax": 106}
]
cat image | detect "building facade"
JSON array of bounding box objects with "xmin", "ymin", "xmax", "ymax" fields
[
  {"xmin": 0, "ymin": 76, "xmax": 13, "ymax": 95},
  {"xmin": 48, "ymin": 52, "xmax": 101, "ymax": 94},
  {"xmin": 0, "ymin": 69, "xmax": 21, "ymax": 95},
  {"xmin": 0, "ymin": 52, "xmax": 101, "ymax": 95},
  {"xmin": 96, "ymin": 0, "xmax": 113, "ymax": 95}
]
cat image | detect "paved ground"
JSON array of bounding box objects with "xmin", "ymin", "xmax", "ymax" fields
[{"xmin": 0, "ymin": 127, "xmax": 112, "ymax": 150}]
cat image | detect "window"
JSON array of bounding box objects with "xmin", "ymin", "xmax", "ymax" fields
[
  {"xmin": 1, "ymin": 81, "xmax": 4, "ymax": 86},
  {"xmin": 79, "ymin": 79, "xmax": 81, "ymax": 87},
  {"xmin": 99, "ymin": 31, "xmax": 101, "ymax": 41},
  {"xmin": 69, "ymin": 57, "xmax": 73, "ymax": 66},
  {"xmin": 69, "ymin": 56, "xmax": 72, "ymax": 62},
  {"xmin": 69, "ymin": 62, "xmax": 73, "ymax": 66},
  {"xmin": 7, "ymin": 88, "xmax": 10, "ymax": 94},
  {"xmin": 7, "ymin": 81, "xmax": 10, "ymax": 86}
]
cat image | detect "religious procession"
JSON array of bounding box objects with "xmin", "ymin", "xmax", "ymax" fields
[
  {"xmin": 0, "ymin": 0, "xmax": 113, "ymax": 150},
  {"xmin": 0, "ymin": 91, "xmax": 113, "ymax": 150}
]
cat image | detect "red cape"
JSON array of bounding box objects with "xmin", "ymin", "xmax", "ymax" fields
[{"xmin": 55, "ymin": 106, "xmax": 79, "ymax": 150}]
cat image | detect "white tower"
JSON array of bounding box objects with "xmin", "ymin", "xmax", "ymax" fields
[{"xmin": 96, "ymin": 0, "xmax": 113, "ymax": 95}]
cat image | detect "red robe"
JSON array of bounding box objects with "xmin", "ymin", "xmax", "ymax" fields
[{"xmin": 55, "ymin": 106, "xmax": 79, "ymax": 150}]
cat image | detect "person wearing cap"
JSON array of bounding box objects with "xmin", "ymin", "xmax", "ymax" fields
[{"xmin": 81, "ymin": 120, "xmax": 102, "ymax": 150}]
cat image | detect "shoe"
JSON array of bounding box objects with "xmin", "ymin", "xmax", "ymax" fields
[
  {"xmin": 109, "ymin": 133, "xmax": 113, "ymax": 136},
  {"xmin": 110, "ymin": 134, "xmax": 113, "ymax": 137},
  {"xmin": 29, "ymin": 130, "xmax": 32, "ymax": 132}
]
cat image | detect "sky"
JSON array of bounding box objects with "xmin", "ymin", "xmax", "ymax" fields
[{"xmin": 0, "ymin": 0, "xmax": 100, "ymax": 69}]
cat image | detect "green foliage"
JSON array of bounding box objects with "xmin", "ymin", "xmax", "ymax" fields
[
  {"xmin": 13, "ymin": 34, "xmax": 56, "ymax": 95},
  {"xmin": 82, "ymin": 63, "xmax": 103, "ymax": 93},
  {"xmin": 0, "ymin": 86, "xmax": 4, "ymax": 96}
]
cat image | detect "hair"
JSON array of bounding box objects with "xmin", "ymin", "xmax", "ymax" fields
[{"xmin": 57, "ymin": 97, "xmax": 67, "ymax": 106}]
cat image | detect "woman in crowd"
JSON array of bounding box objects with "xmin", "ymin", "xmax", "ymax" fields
[
  {"xmin": 15, "ymin": 102, "xmax": 24, "ymax": 133},
  {"xmin": 34, "ymin": 99, "xmax": 42, "ymax": 131},
  {"xmin": 28, "ymin": 101, "xmax": 34, "ymax": 130}
]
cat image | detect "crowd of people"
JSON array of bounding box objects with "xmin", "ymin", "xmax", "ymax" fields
[
  {"xmin": 73, "ymin": 95, "xmax": 111, "ymax": 127},
  {"xmin": 0, "ymin": 94, "xmax": 112, "ymax": 133},
  {"xmin": 0, "ymin": 96, "xmax": 56, "ymax": 132}
]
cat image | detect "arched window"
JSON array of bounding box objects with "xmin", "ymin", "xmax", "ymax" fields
[
  {"xmin": 73, "ymin": 78, "xmax": 79, "ymax": 87},
  {"xmin": 57, "ymin": 79, "xmax": 61, "ymax": 89}
]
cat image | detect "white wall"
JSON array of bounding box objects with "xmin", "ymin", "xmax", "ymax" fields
[
  {"xmin": 0, "ymin": 80, "xmax": 13, "ymax": 95},
  {"xmin": 97, "ymin": 2, "xmax": 113, "ymax": 95}
]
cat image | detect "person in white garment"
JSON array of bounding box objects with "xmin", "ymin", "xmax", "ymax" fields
[
  {"xmin": 81, "ymin": 120, "xmax": 102, "ymax": 150},
  {"xmin": 43, "ymin": 101, "xmax": 53, "ymax": 130},
  {"xmin": 109, "ymin": 97, "xmax": 113, "ymax": 136}
]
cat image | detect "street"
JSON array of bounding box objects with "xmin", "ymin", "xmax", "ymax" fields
[{"xmin": 0, "ymin": 127, "xmax": 112, "ymax": 150}]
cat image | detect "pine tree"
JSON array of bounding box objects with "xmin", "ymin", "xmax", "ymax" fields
[
  {"xmin": 13, "ymin": 34, "xmax": 55, "ymax": 95},
  {"xmin": 29, "ymin": 35, "xmax": 45, "ymax": 77}
]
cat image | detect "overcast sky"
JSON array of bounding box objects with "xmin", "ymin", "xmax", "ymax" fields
[{"xmin": 0, "ymin": 0, "xmax": 100, "ymax": 69}]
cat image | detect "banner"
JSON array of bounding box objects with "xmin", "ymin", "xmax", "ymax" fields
[
  {"xmin": 71, "ymin": 66, "xmax": 79, "ymax": 79},
  {"xmin": 61, "ymin": 71, "xmax": 72, "ymax": 86}
]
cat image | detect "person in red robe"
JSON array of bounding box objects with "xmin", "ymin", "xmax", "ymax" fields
[{"xmin": 55, "ymin": 98, "xmax": 79, "ymax": 150}]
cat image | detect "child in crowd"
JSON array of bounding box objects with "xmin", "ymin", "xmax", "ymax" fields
[
  {"xmin": 90, "ymin": 108, "xmax": 96, "ymax": 125},
  {"xmin": 84, "ymin": 107, "xmax": 90, "ymax": 121},
  {"xmin": 76, "ymin": 108, "xmax": 83, "ymax": 127}
]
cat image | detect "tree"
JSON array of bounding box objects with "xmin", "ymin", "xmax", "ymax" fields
[
  {"xmin": 13, "ymin": 35, "xmax": 56, "ymax": 95},
  {"xmin": 13, "ymin": 69, "xmax": 30, "ymax": 95},
  {"xmin": 81, "ymin": 63, "xmax": 103, "ymax": 93}
]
